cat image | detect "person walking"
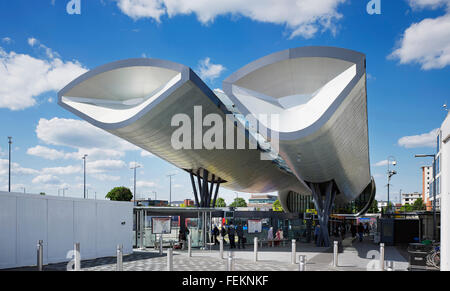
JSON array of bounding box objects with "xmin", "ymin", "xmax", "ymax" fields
[
  {"xmin": 314, "ymin": 224, "xmax": 321, "ymax": 246},
  {"xmin": 228, "ymin": 222, "xmax": 236, "ymax": 249},
  {"xmin": 211, "ymin": 225, "xmax": 219, "ymax": 245},
  {"xmin": 351, "ymin": 223, "xmax": 356, "ymax": 238},
  {"xmin": 357, "ymin": 223, "xmax": 364, "ymax": 242},
  {"xmin": 267, "ymin": 226, "xmax": 274, "ymax": 247},
  {"xmin": 179, "ymin": 229, "xmax": 186, "ymax": 250},
  {"xmin": 220, "ymin": 225, "xmax": 227, "ymax": 245},
  {"xmin": 236, "ymin": 222, "xmax": 245, "ymax": 249}
]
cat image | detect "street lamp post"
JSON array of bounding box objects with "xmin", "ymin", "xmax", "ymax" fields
[
  {"xmin": 386, "ymin": 156, "xmax": 397, "ymax": 213},
  {"xmin": 8, "ymin": 137, "xmax": 12, "ymax": 192},
  {"xmin": 415, "ymin": 154, "xmax": 437, "ymax": 240},
  {"xmin": 152, "ymin": 191, "xmax": 157, "ymax": 200},
  {"xmin": 82, "ymin": 154, "xmax": 88, "ymax": 199},
  {"xmin": 167, "ymin": 174, "xmax": 176, "ymax": 206},
  {"xmin": 131, "ymin": 163, "xmax": 141, "ymax": 204}
]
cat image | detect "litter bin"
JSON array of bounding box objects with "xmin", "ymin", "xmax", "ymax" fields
[{"xmin": 407, "ymin": 243, "xmax": 430, "ymax": 270}]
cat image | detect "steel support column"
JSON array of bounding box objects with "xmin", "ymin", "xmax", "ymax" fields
[{"xmin": 309, "ymin": 181, "xmax": 337, "ymax": 248}]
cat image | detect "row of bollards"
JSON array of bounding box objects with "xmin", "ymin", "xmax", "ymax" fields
[{"xmin": 36, "ymin": 241, "xmax": 125, "ymax": 271}]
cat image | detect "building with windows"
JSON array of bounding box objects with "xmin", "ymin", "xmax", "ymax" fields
[
  {"xmin": 421, "ymin": 165, "xmax": 433, "ymax": 210},
  {"xmin": 401, "ymin": 192, "xmax": 422, "ymax": 206},
  {"xmin": 248, "ymin": 194, "xmax": 277, "ymax": 210},
  {"xmin": 135, "ymin": 199, "xmax": 169, "ymax": 207},
  {"xmin": 438, "ymin": 112, "xmax": 450, "ymax": 270}
]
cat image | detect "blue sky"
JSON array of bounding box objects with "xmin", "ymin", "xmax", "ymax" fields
[{"xmin": 0, "ymin": 0, "xmax": 449, "ymax": 204}]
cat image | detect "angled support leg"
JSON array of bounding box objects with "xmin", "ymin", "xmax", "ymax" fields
[
  {"xmin": 189, "ymin": 171, "xmax": 200, "ymax": 207},
  {"xmin": 310, "ymin": 181, "xmax": 337, "ymax": 248}
]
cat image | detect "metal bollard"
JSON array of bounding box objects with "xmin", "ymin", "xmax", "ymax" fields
[
  {"xmin": 219, "ymin": 237, "xmax": 224, "ymax": 259},
  {"xmin": 298, "ymin": 255, "xmax": 306, "ymax": 271},
  {"xmin": 227, "ymin": 251, "xmax": 235, "ymax": 271},
  {"xmin": 159, "ymin": 235, "xmax": 163, "ymax": 255},
  {"xmin": 188, "ymin": 234, "xmax": 192, "ymax": 257},
  {"xmin": 386, "ymin": 260, "xmax": 394, "ymax": 271},
  {"xmin": 116, "ymin": 244, "xmax": 123, "ymax": 271},
  {"xmin": 379, "ymin": 243, "xmax": 385, "ymax": 271},
  {"xmin": 37, "ymin": 240, "xmax": 43, "ymax": 271},
  {"xmin": 167, "ymin": 248, "xmax": 173, "ymax": 271},
  {"xmin": 291, "ymin": 239, "xmax": 296, "ymax": 264},
  {"xmin": 254, "ymin": 237, "xmax": 258, "ymax": 262},
  {"xmin": 74, "ymin": 242, "xmax": 81, "ymax": 271},
  {"xmin": 333, "ymin": 241, "xmax": 338, "ymax": 267}
]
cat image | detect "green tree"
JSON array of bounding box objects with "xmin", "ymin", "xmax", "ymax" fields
[
  {"xmin": 368, "ymin": 199, "xmax": 379, "ymax": 213},
  {"xmin": 400, "ymin": 204, "xmax": 413, "ymax": 212},
  {"xmin": 105, "ymin": 186, "xmax": 133, "ymax": 201},
  {"xmin": 39, "ymin": 192, "xmax": 46, "ymax": 196},
  {"xmin": 272, "ymin": 199, "xmax": 283, "ymax": 212},
  {"xmin": 215, "ymin": 197, "xmax": 227, "ymax": 207},
  {"xmin": 412, "ymin": 198, "xmax": 426, "ymax": 211},
  {"xmin": 229, "ymin": 197, "xmax": 247, "ymax": 207}
]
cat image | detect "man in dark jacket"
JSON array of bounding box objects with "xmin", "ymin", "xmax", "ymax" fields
[
  {"xmin": 236, "ymin": 222, "xmax": 245, "ymax": 249},
  {"xmin": 220, "ymin": 225, "xmax": 227, "ymax": 245},
  {"xmin": 357, "ymin": 223, "xmax": 364, "ymax": 242},
  {"xmin": 228, "ymin": 222, "xmax": 236, "ymax": 249}
]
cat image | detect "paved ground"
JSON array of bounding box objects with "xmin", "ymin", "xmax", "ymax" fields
[{"xmin": 7, "ymin": 235, "xmax": 412, "ymax": 271}]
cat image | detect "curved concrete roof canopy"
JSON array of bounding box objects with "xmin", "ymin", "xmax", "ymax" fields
[{"xmin": 58, "ymin": 46, "xmax": 374, "ymax": 211}]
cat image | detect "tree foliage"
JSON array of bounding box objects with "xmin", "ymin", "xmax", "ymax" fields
[
  {"xmin": 412, "ymin": 198, "xmax": 426, "ymax": 211},
  {"xmin": 368, "ymin": 199, "xmax": 379, "ymax": 213},
  {"xmin": 229, "ymin": 197, "xmax": 247, "ymax": 207},
  {"xmin": 105, "ymin": 186, "xmax": 133, "ymax": 201},
  {"xmin": 272, "ymin": 199, "xmax": 283, "ymax": 212},
  {"xmin": 215, "ymin": 197, "xmax": 227, "ymax": 207}
]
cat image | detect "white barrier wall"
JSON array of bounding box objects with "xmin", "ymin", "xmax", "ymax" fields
[{"xmin": 0, "ymin": 191, "xmax": 133, "ymax": 269}]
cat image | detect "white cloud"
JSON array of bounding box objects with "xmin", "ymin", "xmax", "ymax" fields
[
  {"xmin": 136, "ymin": 180, "xmax": 158, "ymax": 188},
  {"xmin": 32, "ymin": 174, "xmax": 62, "ymax": 185},
  {"xmin": 390, "ymin": 1, "xmax": 450, "ymax": 69},
  {"xmin": 141, "ymin": 150, "xmax": 154, "ymax": 157},
  {"xmin": 27, "ymin": 145, "xmax": 125, "ymax": 161},
  {"xmin": 1, "ymin": 37, "xmax": 12, "ymax": 44},
  {"xmin": 398, "ymin": 128, "xmax": 439, "ymax": 148},
  {"xmin": 0, "ymin": 42, "xmax": 87, "ymax": 110},
  {"xmin": 408, "ymin": 0, "xmax": 450, "ymax": 10},
  {"xmin": 115, "ymin": 0, "xmax": 347, "ymax": 39},
  {"xmin": 36, "ymin": 118, "xmax": 138, "ymax": 153},
  {"xmin": 92, "ymin": 173, "xmax": 121, "ymax": 181},
  {"xmin": 27, "ymin": 37, "xmax": 38, "ymax": 47},
  {"xmin": 27, "ymin": 145, "xmax": 66, "ymax": 160},
  {"xmin": 42, "ymin": 165, "xmax": 82, "ymax": 175},
  {"xmin": 0, "ymin": 159, "xmax": 39, "ymax": 176},
  {"xmin": 197, "ymin": 57, "xmax": 225, "ymax": 82},
  {"xmin": 374, "ymin": 160, "xmax": 396, "ymax": 167},
  {"xmin": 87, "ymin": 159, "xmax": 127, "ymax": 174}
]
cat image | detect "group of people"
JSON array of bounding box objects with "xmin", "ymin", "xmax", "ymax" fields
[
  {"xmin": 211, "ymin": 221, "xmax": 246, "ymax": 249},
  {"xmin": 312, "ymin": 221, "xmax": 373, "ymax": 246},
  {"xmin": 267, "ymin": 226, "xmax": 285, "ymax": 246}
]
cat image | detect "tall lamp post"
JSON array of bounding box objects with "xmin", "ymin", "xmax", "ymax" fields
[
  {"xmin": 131, "ymin": 163, "xmax": 141, "ymax": 204},
  {"xmin": 167, "ymin": 174, "xmax": 176, "ymax": 206},
  {"xmin": 82, "ymin": 154, "xmax": 88, "ymax": 199},
  {"xmin": 415, "ymin": 154, "xmax": 437, "ymax": 240},
  {"xmin": 8, "ymin": 137, "xmax": 12, "ymax": 192},
  {"xmin": 152, "ymin": 191, "xmax": 157, "ymax": 200},
  {"xmin": 387, "ymin": 156, "xmax": 397, "ymax": 213}
]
